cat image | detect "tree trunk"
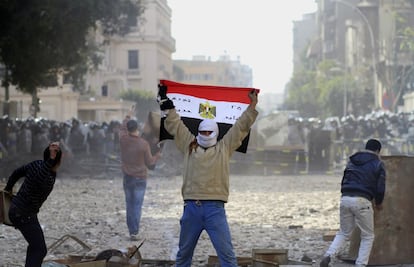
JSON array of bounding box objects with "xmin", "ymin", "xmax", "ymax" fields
[{"xmin": 31, "ymin": 89, "xmax": 39, "ymax": 118}]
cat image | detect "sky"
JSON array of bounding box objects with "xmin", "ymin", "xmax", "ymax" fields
[{"xmin": 167, "ymin": 0, "xmax": 317, "ymax": 94}]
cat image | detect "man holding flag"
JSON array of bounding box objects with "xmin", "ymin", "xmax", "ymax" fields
[{"xmin": 157, "ymin": 80, "xmax": 259, "ymax": 267}]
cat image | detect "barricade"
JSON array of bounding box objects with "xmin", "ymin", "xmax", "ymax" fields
[{"xmin": 230, "ymin": 147, "xmax": 307, "ymax": 176}]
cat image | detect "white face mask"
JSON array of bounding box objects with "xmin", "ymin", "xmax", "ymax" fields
[
  {"xmin": 196, "ymin": 119, "xmax": 219, "ymax": 148},
  {"xmin": 196, "ymin": 131, "xmax": 217, "ymax": 148}
]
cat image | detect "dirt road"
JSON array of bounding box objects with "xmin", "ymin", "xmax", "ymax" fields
[{"xmin": 0, "ymin": 173, "xmax": 342, "ymax": 266}]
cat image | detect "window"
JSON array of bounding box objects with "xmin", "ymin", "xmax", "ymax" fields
[
  {"xmin": 101, "ymin": 85, "xmax": 108, "ymax": 96},
  {"xmin": 128, "ymin": 50, "xmax": 139, "ymax": 69},
  {"xmin": 127, "ymin": 16, "xmax": 137, "ymax": 28}
]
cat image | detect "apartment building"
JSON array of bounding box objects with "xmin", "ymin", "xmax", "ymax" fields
[
  {"xmin": 302, "ymin": 0, "xmax": 414, "ymax": 112},
  {"xmin": 292, "ymin": 12, "xmax": 318, "ymax": 72}
]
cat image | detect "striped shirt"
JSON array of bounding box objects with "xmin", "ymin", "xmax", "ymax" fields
[{"xmin": 5, "ymin": 159, "xmax": 57, "ymax": 215}]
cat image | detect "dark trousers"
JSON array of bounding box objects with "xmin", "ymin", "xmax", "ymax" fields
[{"xmin": 9, "ymin": 203, "xmax": 47, "ymax": 267}]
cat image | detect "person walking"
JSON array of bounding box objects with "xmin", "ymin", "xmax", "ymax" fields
[
  {"xmin": 320, "ymin": 138, "xmax": 386, "ymax": 267},
  {"xmin": 3, "ymin": 142, "xmax": 62, "ymax": 267},
  {"xmin": 158, "ymin": 86, "xmax": 259, "ymax": 267},
  {"xmin": 119, "ymin": 106, "xmax": 161, "ymax": 241}
]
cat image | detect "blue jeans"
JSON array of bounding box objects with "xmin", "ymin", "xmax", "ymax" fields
[
  {"xmin": 123, "ymin": 174, "xmax": 147, "ymax": 235},
  {"xmin": 9, "ymin": 203, "xmax": 47, "ymax": 267},
  {"xmin": 175, "ymin": 200, "xmax": 237, "ymax": 267}
]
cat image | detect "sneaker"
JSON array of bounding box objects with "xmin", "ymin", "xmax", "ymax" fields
[
  {"xmin": 130, "ymin": 234, "xmax": 140, "ymax": 241},
  {"xmin": 320, "ymin": 255, "xmax": 331, "ymax": 267}
]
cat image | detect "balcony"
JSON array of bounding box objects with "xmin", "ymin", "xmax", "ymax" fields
[{"xmin": 101, "ymin": 67, "xmax": 141, "ymax": 79}]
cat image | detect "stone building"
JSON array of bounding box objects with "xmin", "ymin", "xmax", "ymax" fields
[
  {"xmin": 0, "ymin": 0, "xmax": 175, "ymax": 123},
  {"xmin": 303, "ymin": 0, "xmax": 414, "ymax": 112}
]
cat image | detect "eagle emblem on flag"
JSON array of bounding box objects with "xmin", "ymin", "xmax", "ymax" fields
[
  {"xmin": 159, "ymin": 79, "xmax": 260, "ymax": 153},
  {"xmin": 199, "ymin": 101, "xmax": 216, "ymax": 119}
]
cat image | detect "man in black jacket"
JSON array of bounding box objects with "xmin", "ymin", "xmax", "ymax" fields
[
  {"xmin": 4, "ymin": 142, "xmax": 62, "ymax": 267},
  {"xmin": 320, "ymin": 139, "xmax": 386, "ymax": 267}
]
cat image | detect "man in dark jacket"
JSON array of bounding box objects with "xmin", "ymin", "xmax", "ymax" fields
[
  {"xmin": 4, "ymin": 142, "xmax": 62, "ymax": 267},
  {"xmin": 320, "ymin": 139, "xmax": 386, "ymax": 267}
]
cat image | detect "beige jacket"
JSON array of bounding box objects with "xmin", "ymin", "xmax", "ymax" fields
[{"xmin": 164, "ymin": 107, "xmax": 258, "ymax": 202}]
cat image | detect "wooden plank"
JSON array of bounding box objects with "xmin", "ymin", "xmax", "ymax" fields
[
  {"xmin": 322, "ymin": 230, "xmax": 338, "ymax": 241},
  {"xmin": 138, "ymin": 259, "xmax": 175, "ymax": 266}
]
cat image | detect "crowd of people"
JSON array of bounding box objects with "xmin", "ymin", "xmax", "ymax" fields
[
  {"xmin": 0, "ymin": 116, "xmax": 125, "ymax": 177},
  {"xmin": 0, "ymin": 116, "xmax": 119, "ymax": 158},
  {"xmin": 1, "ymin": 109, "xmax": 414, "ymax": 176},
  {"xmin": 289, "ymin": 110, "xmax": 414, "ymax": 169},
  {"xmin": 323, "ymin": 111, "xmax": 414, "ymax": 145}
]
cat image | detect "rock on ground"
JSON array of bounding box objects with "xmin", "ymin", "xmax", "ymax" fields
[{"xmin": 0, "ymin": 173, "xmax": 343, "ymax": 267}]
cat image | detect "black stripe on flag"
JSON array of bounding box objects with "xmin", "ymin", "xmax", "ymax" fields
[{"xmin": 160, "ymin": 117, "xmax": 250, "ymax": 153}]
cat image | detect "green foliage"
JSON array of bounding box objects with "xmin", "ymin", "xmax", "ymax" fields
[
  {"xmin": 399, "ymin": 27, "xmax": 414, "ymax": 52},
  {"xmin": 0, "ymin": 0, "xmax": 143, "ymax": 98},
  {"xmin": 285, "ymin": 68, "xmax": 320, "ymax": 117},
  {"xmin": 120, "ymin": 90, "xmax": 159, "ymax": 123},
  {"xmin": 285, "ymin": 59, "xmax": 367, "ymax": 118},
  {"xmin": 395, "ymin": 12, "xmax": 414, "ymax": 54},
  {"xmin": 390, "ymin": 12, "xmax": 414, "ymax": 111}
]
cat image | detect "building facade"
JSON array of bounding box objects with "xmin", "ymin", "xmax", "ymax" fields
[
  {"xmin": 172, "ymin": 55, "xmax": 253, "ymax": 88},
  {"xmin": 303, "ymin": 0, "xmax": 414, "ymax": 113},
  {"xmin": 292, "ymin": 12, "xmax": 318, "ymax": 73},
  {"xmin": 0, "ymin": 0, "xmax": 175, "ymax": 122},
  {"xmin": 79, "ymin": 0, "xmax": 176, "ymax": 122}
]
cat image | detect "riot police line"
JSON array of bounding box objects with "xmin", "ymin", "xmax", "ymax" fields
[
  {"xmin": 298, "ymin": 110, "xmax": 414, "ymax": 173},
  {"xmin": 0, "ymin": 116, "xmax": 122, "ymax": 178},
  {"xmin": 1, "ymin": 109, "xmax": 414, "ymax": 177}
]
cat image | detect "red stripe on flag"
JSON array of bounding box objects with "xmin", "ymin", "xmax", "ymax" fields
[{"xmin": 160, "ymin": 80, "xmax": 259, "ymax": 103}]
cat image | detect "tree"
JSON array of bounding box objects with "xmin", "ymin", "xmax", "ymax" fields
[
  {"xmin": 119, "ymin": 90, "xmax": 159, "ymax": 123},
  {"xmin": 390, "ymin": 24, "xmax": 414, "ymax": 111},
  {"xmin": 0, "ymin": 0, "xmax": 144, "ymax": 117},
  {"xmin": 376, "ymin": 13, "xmax": 414, "ymax": 112},
  {"xmin": 285, "ymin": 68, "xmax": 320, "ymax": 117},
  {"xmin": 285, "ymin": 59, "xmax": 366, "ymax": 119}
]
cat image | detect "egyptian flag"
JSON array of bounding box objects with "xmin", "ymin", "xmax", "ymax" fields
[{"xmin": 159, "ymin": 80, "xmax": 259, "ymax": 153}]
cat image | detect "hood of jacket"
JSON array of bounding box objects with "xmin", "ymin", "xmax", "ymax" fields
[{"xmin": 349, "ymin": 150, "xmax": 379, "ymax": 166}]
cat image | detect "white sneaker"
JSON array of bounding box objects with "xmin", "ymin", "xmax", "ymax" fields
[{"xmin": 130, "ymin": 234, "xmax": 140, "ymax": 241}]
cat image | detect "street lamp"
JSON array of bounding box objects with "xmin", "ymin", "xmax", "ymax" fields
[{"xmin": 332, "ymin": 0, "xmax": 379, "ymax": 109}]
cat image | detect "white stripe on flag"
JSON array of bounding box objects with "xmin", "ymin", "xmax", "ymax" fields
[{"xmin": 169, "ymin": 93, "xmax": 248, "ymax": 124}]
